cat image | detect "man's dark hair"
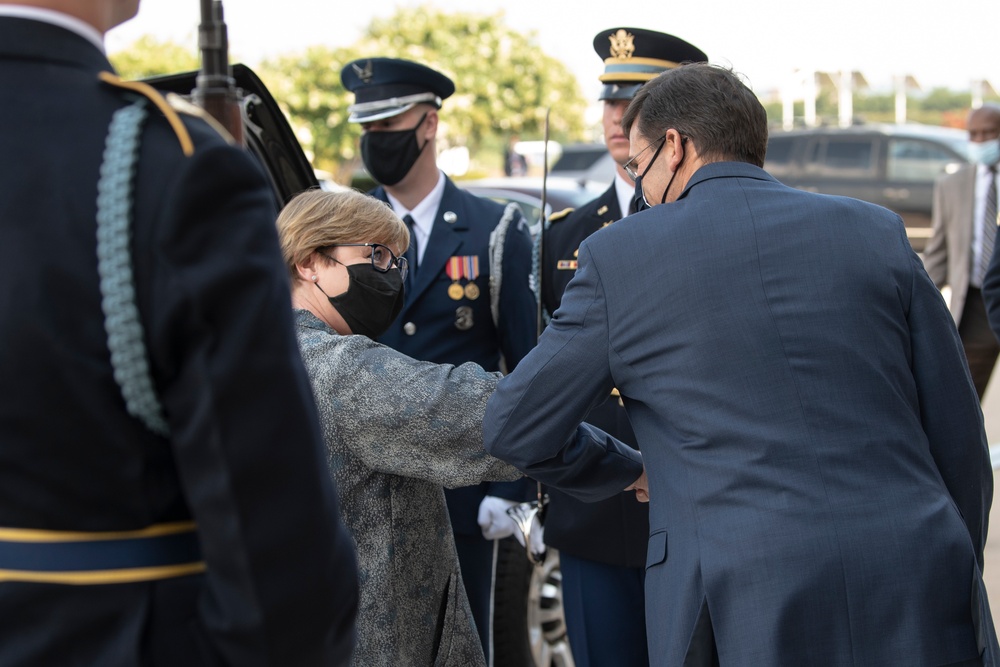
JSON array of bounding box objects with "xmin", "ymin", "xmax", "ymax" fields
[{"xmin": 621, "ymin": 63, "xmax": 768, "ymax": 168}]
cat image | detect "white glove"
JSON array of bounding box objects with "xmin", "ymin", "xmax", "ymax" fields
[{"xmin": 477, "ymin": 496, "xmax": 519, "ymax": 540}]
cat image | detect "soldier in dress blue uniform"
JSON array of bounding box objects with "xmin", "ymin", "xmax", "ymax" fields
[
  {"xmin": 540, "ymin": 28, "xmax": 707, "ymax": 667},
  {"xmin": 0, "ymin": 2, "xmax": 358, "ymax": 664},
  {"xmin": 341, "ymin": 57, "xmax": 537, "ymax": 664}
]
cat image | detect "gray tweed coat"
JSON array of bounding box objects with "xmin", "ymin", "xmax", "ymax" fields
[{"xmin": 294, "ymin": 310, "xmax": 522, "ymax": 666}]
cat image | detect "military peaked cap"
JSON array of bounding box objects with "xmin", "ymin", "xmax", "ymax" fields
[
  {"xmin": 593, "ymin": 28, "xmax": 707, "ymax": 100},
  {"xmin": 340, "ymin": 57, "xmax": 456, "ymax": 123}
]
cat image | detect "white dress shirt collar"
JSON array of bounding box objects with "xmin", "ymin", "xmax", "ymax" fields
[
  {"xmin": 614, "ymin": 171, "xmax": 634, "ymax": 218},
  {"xmin": 385, "ymin": 170, "xmax": 446, "ymax": 263}
]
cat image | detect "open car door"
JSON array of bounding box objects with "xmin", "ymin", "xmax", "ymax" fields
[{"xmin": 144, "ymin": 64, "xmax": 318, "ymax": 208}]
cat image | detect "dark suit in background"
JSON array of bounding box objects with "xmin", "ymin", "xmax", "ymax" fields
[
  {"xmin": 0, "ymin": 13, "xmax": 358, "ymax": 665},
  {"xmin": 924, "ymin": 105, "xmax": 1000, "ymax": 399}
]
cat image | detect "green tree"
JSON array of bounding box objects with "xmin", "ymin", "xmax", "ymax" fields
[
  {"xmin": 258, "ymin": 6, "xmax": 588, "ymax": 181},
  {"xmin": 109, "ymin": 35, "xmax": 199, "ymax": 79},
  {"xmin": 256, "ymin": 46, "xmax": 359, "ymax": 180},
  {"xmin": 921, "ymin": 87, "xmax": 973, "ymax": 112}
]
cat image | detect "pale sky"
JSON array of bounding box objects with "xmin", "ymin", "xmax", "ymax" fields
[{"xmin": 108, "ymin": 0, "xmax": 999, "ymax": 104}]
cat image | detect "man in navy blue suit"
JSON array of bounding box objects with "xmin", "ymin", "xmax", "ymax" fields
[
  {"xmin": 341, "ymin": 57, "xmax": 537, "ymax": 663},
  {"xmin": 485, "ymin": 63, "xmax": 997, "ymax": 666},
  {"xmin": 539, "ymin": 27, "xmax": 706, "ymax": 667}
]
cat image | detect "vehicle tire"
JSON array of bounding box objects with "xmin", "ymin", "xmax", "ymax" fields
[{"xmin": 493, "ymin": 538, "xmax": 575, "ymax": 667}]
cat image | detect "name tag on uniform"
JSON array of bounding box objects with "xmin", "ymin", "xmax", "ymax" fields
[{"xmin": 556, "ymin": 260, "xmax": 578, "ymax": 270}]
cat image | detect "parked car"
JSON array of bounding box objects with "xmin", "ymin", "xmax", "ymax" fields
[
  {"xmin": 765, "ymin": 123, "xmax": 970, "ymax": 253},
  {"xmin": 550, "ymin": 142, "xmax": 617, "ymax": 186},
  {"xmin": 462, "ymin": 175, "xmax": 607, "ymax": 236}
]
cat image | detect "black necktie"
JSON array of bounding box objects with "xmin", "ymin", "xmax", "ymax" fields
[
  {"xmin": 980, "ymin": 166, "xmax": 998, "ymax": 286},
  {"xmin": 403, "ymin": 214, "xmax": 418, "ymax": 289}
]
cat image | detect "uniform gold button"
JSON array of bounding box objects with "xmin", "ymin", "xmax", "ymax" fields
[{"xmin": 403, "ymin": 322, "xmax": 417, "ymax": 335}]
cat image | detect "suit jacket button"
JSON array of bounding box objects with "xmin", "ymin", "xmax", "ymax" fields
[{"xmin": 403, "ymin": 322, "xmax": 417, "ymax": 335}]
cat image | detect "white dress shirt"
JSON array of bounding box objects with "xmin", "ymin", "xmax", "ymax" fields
[
  {"xmin": 614, "ymin": 172, "xmax": 634, "ymax": 218},
  {"xmin": 386, "ymin": 170, "xmax": 446, "ymax": 265}
]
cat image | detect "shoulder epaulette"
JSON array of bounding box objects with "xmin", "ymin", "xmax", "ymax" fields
[
  {"xmin": 164, "ymin": 93, "xmax": 236, "ymax": 147},
  {"xmin": 99, "ymin": 71, "xmax": 195, "ymax": 157},
  {"xmin": 548, "ymin": 207, "xmax": 574, "ymax": 224}
]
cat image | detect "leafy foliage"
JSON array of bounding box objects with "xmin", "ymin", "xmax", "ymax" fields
[
  {"xmin": 255, "ymin": 46, "xmax": 358, "ymax": 178},
  {"xmin": 109, "ymin": 35, "xmax": 199, "ymax": 79},
  {"xmin": 110, "ymin": 12, "xmax": 997, "ymax": 177},
  {"xmin": 257, "ymin": 6, "xmax": 588, "ymax": 178}
]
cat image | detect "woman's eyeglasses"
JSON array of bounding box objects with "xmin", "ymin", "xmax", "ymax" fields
[{"xmin": 322, "ymin": 243, "xmax": 408, "ymax": 282}]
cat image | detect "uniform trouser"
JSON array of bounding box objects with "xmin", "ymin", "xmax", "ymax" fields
[
  {"xmin": 559, "ymin": 551, "xmax": 649, "ymax": 667},
  {"xmin": 959, "ymin": 287, "xmax": 1000, "ymax": 400}
]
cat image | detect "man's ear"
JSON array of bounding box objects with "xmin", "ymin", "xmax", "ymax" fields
[
  {"xmin": 665, "ymin": 129, "xmax": 686, "ymax": 172},
  {"xmin": 423, "ymin": 109, "xmax": 439, "ymax": 139}
]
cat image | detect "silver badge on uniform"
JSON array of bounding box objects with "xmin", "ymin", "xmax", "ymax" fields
[{"xmin": 455, "ymin": 306, "xmax": 474, "ymax": 330}]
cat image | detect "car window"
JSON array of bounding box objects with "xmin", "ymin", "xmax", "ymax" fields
[
  {"xmin": 887, "ymin": 138, "xmax": 962, "ymax": 182},
  {"xmin": 764, "ymin": 137, "xmax": 795, "ymax": 178},
  {"xmin": 552, "ymin": 147, "xmax": 606, "ymax": 172},
  {"xmin": 803, "ymin": 138, "xmax": 876, "ymax": 179}
]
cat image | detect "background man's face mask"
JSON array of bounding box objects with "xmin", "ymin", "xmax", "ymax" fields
[
  {"xmin": 360, "ymin": 113, "xmax": 429, "ymax": 186},
  {"xmin": 968, "ymin": 138, "xmax": 1000, "ymax": 166}
]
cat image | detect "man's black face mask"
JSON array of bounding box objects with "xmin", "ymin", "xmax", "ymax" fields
[
  {"xmin": 631, "ymin": 135, "xmax": 686, "ymax": 213},
  {"xmin": 360, "ymin": 112, "xmax": 429, "ymax": 186}
]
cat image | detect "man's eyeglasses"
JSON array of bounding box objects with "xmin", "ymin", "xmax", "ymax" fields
[
  {"xmin": 321, "ymin": 243, "xmax": 408, "ymax": 282},
  {"xmin": 623, "ymin": 135, "xmax": 667, "ymax": 181}
]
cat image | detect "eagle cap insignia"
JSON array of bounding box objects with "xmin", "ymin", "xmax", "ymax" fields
[
  {"xmin": 352, "ymin": 60, "xmax": 374, "ymax": 84},
  {"xmin": 609, "ymin": 29, "xmax": 635, "ymax": 59}
]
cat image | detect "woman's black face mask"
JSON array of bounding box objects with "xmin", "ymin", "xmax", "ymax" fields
[{"xmin": 316, "ymin": 263, "xmax": 405, "ymax": 338}]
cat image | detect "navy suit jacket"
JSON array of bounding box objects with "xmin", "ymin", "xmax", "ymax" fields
[
  {"xmin": 485, "ymin": 161, "xmax": 997, "ymax": 665},
  {"xmin": 541, "ymin": 183, "xmax": 649, "ymax": 567},
  {"xmin": 0, "ymin": 17, "xmax": 358, "ymax": 666},
  {"xmin": 375, "ymin": 177, "xmax": 537, "ymax": 533}
]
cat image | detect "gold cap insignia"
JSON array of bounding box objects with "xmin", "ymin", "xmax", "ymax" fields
[{"xmin": 608, "ymin": 30, "xmax": 636, "ymax": 60}]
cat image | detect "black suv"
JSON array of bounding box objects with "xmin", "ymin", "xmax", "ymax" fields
[{"xmin": 765, "ymin": 124, "xmax": 970, "ymax": 253}]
